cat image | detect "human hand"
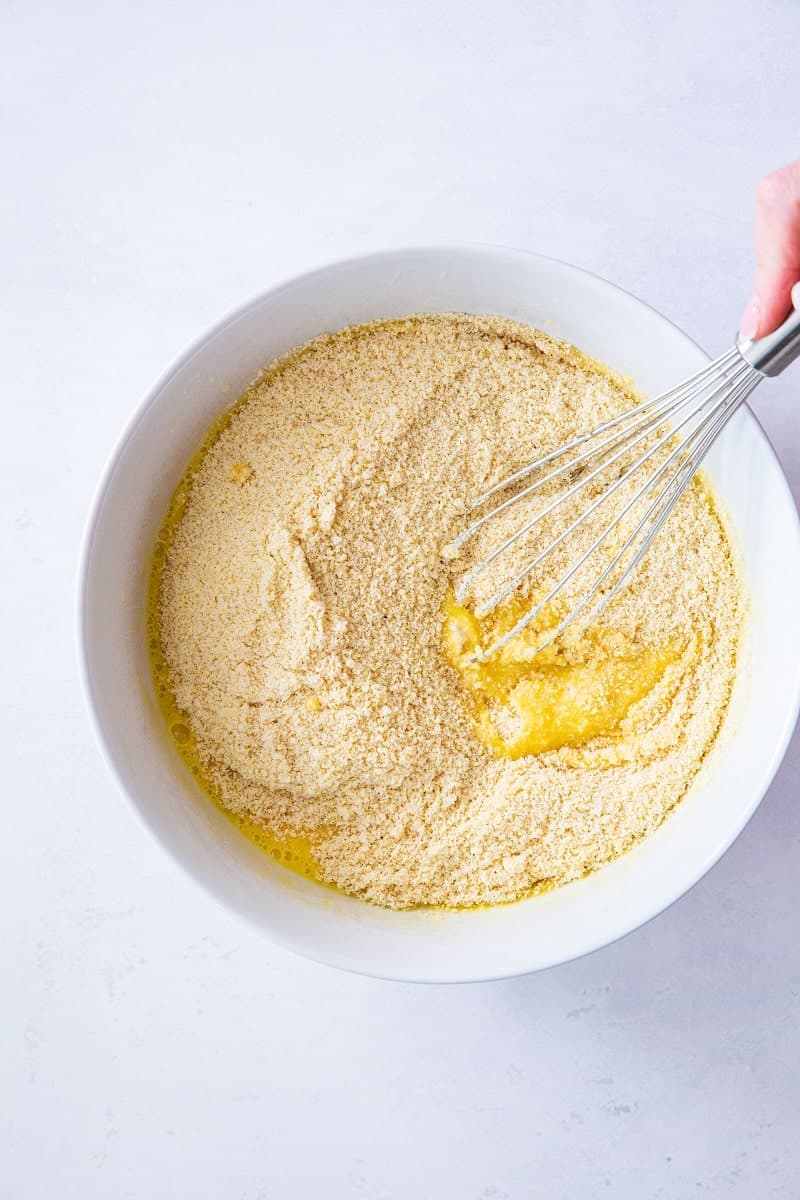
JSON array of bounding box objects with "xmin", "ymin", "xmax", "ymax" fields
[{"xmin": 740, "ymin": 160, "xmax": 800, "ymax": 340}]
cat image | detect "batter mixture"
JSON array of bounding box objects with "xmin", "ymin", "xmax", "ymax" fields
[{"xmin": 152, "ymin": 314, "xmax": 743, "ymax": 909}]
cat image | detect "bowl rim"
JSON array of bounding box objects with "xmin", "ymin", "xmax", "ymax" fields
[{"xmin": 76, "ymin": 242, "xmax": 800, "ymax": 982}]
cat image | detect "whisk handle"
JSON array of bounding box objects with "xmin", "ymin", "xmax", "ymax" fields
[{"xmin": 738, "ymin": 305, "xmax": 800, "ymax": 377}]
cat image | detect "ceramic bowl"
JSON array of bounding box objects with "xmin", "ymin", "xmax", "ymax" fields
[{"xmin": 78, "ymin": 246, "xmax": 800, "ymax": 981}]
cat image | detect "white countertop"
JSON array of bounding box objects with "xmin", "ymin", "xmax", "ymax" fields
[{"xmin": 4, "ymin": 2, "xmax": 799, "ymax": 1196}]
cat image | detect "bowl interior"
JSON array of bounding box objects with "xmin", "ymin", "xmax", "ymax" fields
[{"xmin": 80, "ymin": 246, "xmax": 800, "ymax": 981}]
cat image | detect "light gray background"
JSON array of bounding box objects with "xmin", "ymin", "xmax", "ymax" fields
[{"xmin": 3, "ymin": 2, "xmax": 799, "ymax": 1197}]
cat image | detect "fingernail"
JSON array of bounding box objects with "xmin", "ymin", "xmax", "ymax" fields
[{"xmin": 739, "ymin": 296, "xmax": 760, "ymax": 341}]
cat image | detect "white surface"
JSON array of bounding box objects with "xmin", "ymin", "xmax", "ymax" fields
[
  {"xmin": 80, "ymin": 244, "xmax": 800, "ymax": 983},
  {"xmin": 3, "ymin": 0, "xmax": 800, "ymax": 1193}
]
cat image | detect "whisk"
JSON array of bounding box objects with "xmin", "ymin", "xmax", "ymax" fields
[{"xmin": 449, "ymin": 305, "xmax": 800, "ymax": 661}]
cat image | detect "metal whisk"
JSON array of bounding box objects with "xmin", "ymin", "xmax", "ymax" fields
[{"xmin": 450, "ymin": 306, "xmax": 800, "ymax": 661}]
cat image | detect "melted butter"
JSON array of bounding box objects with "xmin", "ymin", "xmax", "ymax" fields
[{"xmin": 442, "ymin": 592, "xmax": 683, "ymax": 758}]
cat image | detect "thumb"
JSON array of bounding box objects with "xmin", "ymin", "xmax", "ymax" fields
[{"xmin": 740, "ymin": 162, "xmax": 800, "ymax": 339}]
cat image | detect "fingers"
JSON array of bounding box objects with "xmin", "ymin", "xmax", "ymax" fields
[{"xmin": 740, "ymin": 161, "xmax": 800, "ymax": 339}]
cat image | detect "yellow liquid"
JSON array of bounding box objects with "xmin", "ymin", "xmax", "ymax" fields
[{"xmin": 442, "ymin": 593, "xmax": 682, "ymax": 758}]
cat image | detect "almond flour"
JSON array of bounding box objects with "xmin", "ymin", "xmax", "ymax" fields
[{"xmin": 155, "ymin": 314, "xmax": 743, "ymax": 909}]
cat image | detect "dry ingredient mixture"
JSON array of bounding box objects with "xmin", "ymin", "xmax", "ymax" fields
[{"xmin": 152, "ymin": 314, "xmax": 743, "ymax": 909}]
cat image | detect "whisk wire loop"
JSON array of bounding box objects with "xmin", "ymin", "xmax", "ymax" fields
[
  {"xmin": 451, "ymin": 344, "xmax": 764, "ymax": 662},
  {"xmin": 451, "ymin": 349, "xmax": 744, "ymax": 585},
  {"xmin": 469, "ymin": 356, "xmax": 755, "ymax": 619}
]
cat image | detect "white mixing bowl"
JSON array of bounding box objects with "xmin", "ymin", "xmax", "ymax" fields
[{"xmin": 78, "ymin": 246, "xmax": 800, "ymax": 982}]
